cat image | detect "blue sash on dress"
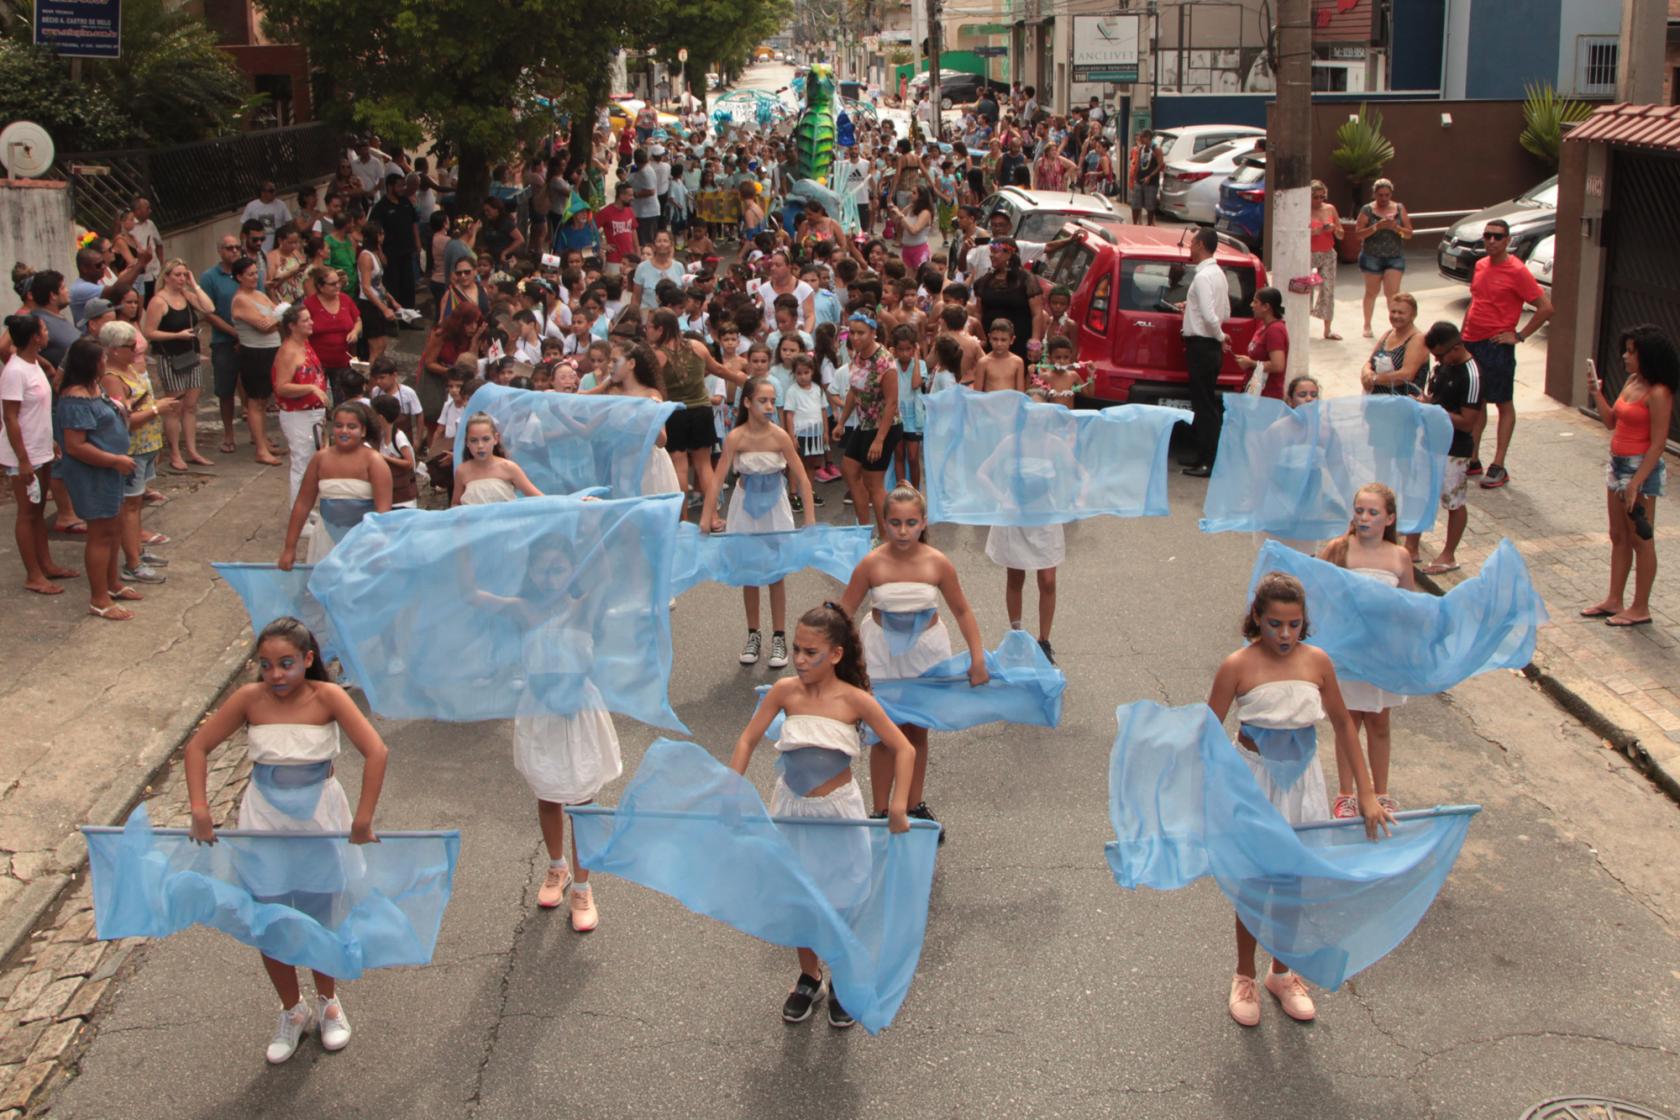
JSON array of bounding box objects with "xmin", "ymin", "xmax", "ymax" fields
[
  {"xmin": 250, "ymin": 760, "xmax": 333, "ymax": 821},
  {"xmin": 775, "ymin": 747, "xmax": 854, "ymax": 797},
  {"xmin": 1239, "ymin": 723, "xmax": 1317, "ymax": 792},
  {"xmin": 318, "ymin": 498, "xmax": 377, "ymax": 542},
  {"xmin": 739, "ymin": 471, "xmax": 784, "ymax": 518},
  {"xmin": 879, "ymin": 608, "xmax": 937, "ymax": 658}
]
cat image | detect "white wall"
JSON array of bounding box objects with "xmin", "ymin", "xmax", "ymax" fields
[
  {"xmin": 1556, "ymin": 0, "xmax": 1623, "ymax": 96},
  {"xmin": 1, "ymin": 181, "xmax": 75, "ymax": 281},
  {"xmin": 1441, "ymin": 0, "xmax": 1473, "ymax": 99}
]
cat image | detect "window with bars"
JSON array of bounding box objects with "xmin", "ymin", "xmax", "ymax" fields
[{"xmin": 1577, "ymin": 36, "xmax": 1619, "ymax": 98}]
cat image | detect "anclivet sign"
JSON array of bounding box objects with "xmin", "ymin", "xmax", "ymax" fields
[{"xmin": 34, "ymin": 0, "xmax": 122, "ymax": 60}]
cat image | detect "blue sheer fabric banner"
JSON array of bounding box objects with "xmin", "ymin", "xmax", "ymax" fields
[
  {"xmin": 83, "ymin": 805, "xmax": 460, "ymax": 979},
  {"xmin": 568, "ymin": 739, "xmax": 941, "ymax": 1034},
  {"xmin": 1106, "ymin": 701, "xmax": 1478, "ymax": 989},
  {"xmin": 754, "ymin": 630, "xmax": 1066, "ymax": 739},
  {"xmin": 452, "ymin": 384, "xmax": 680, "ymax": 497},
  {"xmin": 922, "ymin": 389, "xmax": 1189, "ymax": 526},
  {"xmin": 1200, "ymin": 395, "xmax": 1453, "ymax": 538},
  {"xmin": 670, "ymin": 523, "xmax": 874, "ymax": 595},
  {"xmin": 213, "ymin": 563, "xmax": 352, "ymax": 685},
  {"xmin": 1248, "ymin": 539, "xmax": 1548, "ymax": 694},
  {"xmin": 309, "ymin": 494, "xmax": 686, "ymax": 730}
]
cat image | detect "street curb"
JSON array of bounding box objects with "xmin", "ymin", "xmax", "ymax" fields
[
  {"xmin": 0, "ymin": 627, "xmax": 255, "ymax": 969},
  {"xmin": 1415, "ymin": 571, "xmax": 1680, "ymax": 807}
]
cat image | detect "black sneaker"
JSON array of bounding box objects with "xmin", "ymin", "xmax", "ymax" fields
[
  {"xmin": 812, "ymin": 492, "xmax": 825, "ymax": 507},
  {"xmin": 791, "ymin": 494, "xmax": 805, "ymax": 513},
  {"xmin": 1479, "ymin": 463, "xmax": 1509, "ymax": 489},
  {"xmin": 867, "ymin": 809, "xmax": 887, "ymax": 820},
  {"xmin": 782, "ymin": 972, "xmax": 827, "ymax": 1023},
  {"xmin": 1038, "ymin": 638, "xmax": 1056, "ymax": 665},
  {"xmin": 828, "ymin": 993, "xmax": 855, "ymax": 1030},
  {"xmin": 1465, "ymin": 459, "xmax": 1484, "ymax": 477},
  {"xmin": 909, "ymin": 802, "xmax": 945, "ymax": 845}
]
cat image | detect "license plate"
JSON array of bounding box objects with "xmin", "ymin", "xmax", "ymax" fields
[{"xmin": 1159, "ymin": 397, "xmax": 1191, "ymax": 410}]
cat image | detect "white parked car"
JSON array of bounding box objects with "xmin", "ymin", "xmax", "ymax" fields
[
  {"xmin": 1151, "ymin": 124, "xmax": 1266, "ymax": 168},
  {"xmin": 1159, "ymin": 136, "xmax": 1264, "ymax": 224},
  {"xmin": 1525, "ymin": 233, "xmax": 1555, "ymax": 296}
]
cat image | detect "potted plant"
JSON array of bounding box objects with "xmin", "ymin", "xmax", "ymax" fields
[{"xmin": 1330, "ymin": 103, "xmax": 1395, "ymax": 263}]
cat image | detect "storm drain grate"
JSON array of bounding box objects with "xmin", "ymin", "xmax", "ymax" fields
[{"xmin": 1521, "ymin": 1099, "xmax": 1676, "ymax": 1120}]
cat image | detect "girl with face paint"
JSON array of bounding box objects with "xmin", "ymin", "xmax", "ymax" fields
[
  {"xmin": 277, "ymin": 401, "xmax": 393, "ymax": 570},
  {"xmin": 182, "ymin": 617, "xmax": 390, "ymax": 1064},
  {"xmin": 1205, "ymin": 573, "xmax": 1392, "ymax": 1029}
]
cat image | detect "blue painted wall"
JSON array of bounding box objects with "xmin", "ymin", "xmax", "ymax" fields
[
  {"xmin": 1392, "ymin": 0, "xmax": 1447, "ymax": 91},
  {"xmin": 1151, "ymin": 92, "xmax": 1430, "ymax": 131},
  {"xmin": 1465, "ymin": 0, "xmax": 1561, "ymax": 98}
]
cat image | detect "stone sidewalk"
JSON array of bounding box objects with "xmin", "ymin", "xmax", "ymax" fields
[{"xmin": 1306, "ymin": 274, "xmax": 1680, "ymax": 800}]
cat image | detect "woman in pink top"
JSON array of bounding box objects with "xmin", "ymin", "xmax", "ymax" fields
[
  {"xmin": 1582, "ymin": 324, "xmax": 1676, "ymax": 629},
  {"xmin": 1308, "ymin": 180, "xmax": 1342, "ymax": 339},
  {"xmin": 2, "ymin": 315, "xmax": 79, "ymax": 593}
]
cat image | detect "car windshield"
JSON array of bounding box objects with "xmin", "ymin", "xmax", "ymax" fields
[
  {"xmin": 1043, "ymin": 241, "xmax": 1098, "ymax": 293},
  {"xmin": 1520, "ymin": 177, "xmax": 1559, "ymax": 208},
  {"xmin": 1186, "ymin": 139, "xmax": 1246, "ymax": 165},
  {"xmin": 1227, "ymin": 160, "xmax": 1265, "ymax": 186},
  {"xmin": 1017, "ymin": 212, "xmax": 1085, "ymax": 242},
  {"xmin": 1119, "ymin": 259, "xmax": 1257, "ymax": 318}
]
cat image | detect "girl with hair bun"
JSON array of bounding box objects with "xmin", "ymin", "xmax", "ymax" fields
[
  {"xmin": 1208, "ymin": 573, "xmax": 1391, "ymax": 1029},
  {"xmin": 182, "ymin": 616, "xmax": 390, "ymax": 1064},
  {"xmin": 729, "ymin": 602, "xmax": 915, "ymax": 1030},
  {"xmin": 1317, "ymin": 483, "xmax": 1415, "ymax": 818},
  {"xmin": 837, "ymin": 484, "xmax": 987, "ymax": 843}
]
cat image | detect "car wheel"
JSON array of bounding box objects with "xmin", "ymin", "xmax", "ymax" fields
[{"xmin": 941, "ymin": 96, "xmax": 953, "ymax": 110}]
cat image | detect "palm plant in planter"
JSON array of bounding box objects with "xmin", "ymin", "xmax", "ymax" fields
[
  {"xmin": 1331, "ymin": 103, "xmax": 1396, "ymax": 262},
  {"xmin": 1520, "ymin": 82, "xmax": 1592, "ymax": 168}
]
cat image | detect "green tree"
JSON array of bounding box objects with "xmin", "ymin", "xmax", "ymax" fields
[
  {"xmin": 638, "ymin": 0, "xmax": 790, "ymax": 98},
  {"xmin": 260, "ymin": 0, "xmax": 654, "ymax": 209}
]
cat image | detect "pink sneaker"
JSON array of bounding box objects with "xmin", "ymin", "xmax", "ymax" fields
[
  {"xmin": 1228, "ymin": 973, "xmax": 1260, "ymax": 1027},
  {"xmin": 1264, "ymin": 969, "xmax": 1317, "ymax": 1021},
  {"xmin": 537, "ymin": 863, "xmax": 570, "ymax": 909},
  {"xmin": 569, "ymin": 884, "xmax": 599, "ymax": 932},
  {"xmin": 1331, "ymin": 794, "xmax": 1360, "ymax": 820}
]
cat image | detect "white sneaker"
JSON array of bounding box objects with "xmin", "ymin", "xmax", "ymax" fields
[
  {"xmin": 739, "ymin": 631, "xmax": 762, "ymax": 664},
  {"xmin": 265, "ymin": 1002, "xmax": 313, "ymax": 1064},
  {"xmin": 767, "ymin": 634, "xmax": 789, "ymax": 668},
  {"xmin": 317, "ymin": 995, "xmax": 352, "ymax": 1052}
]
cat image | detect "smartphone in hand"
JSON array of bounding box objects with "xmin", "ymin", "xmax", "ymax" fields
[{"xmin": 1587, "ymin": 359, "xmax": 1601, "ymax": 395}]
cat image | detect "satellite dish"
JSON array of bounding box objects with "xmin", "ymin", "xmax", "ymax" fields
[{"xmin": 0, "ymin": 121, "xmax": 56, "ymax": 179}]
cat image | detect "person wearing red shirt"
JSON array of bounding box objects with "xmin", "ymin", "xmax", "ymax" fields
[
  {"xmin": 595, "ymin": 182, "xmax": 640, "ymax": 277},
  {"xmin": 1460, "ymin": 218, "xmax": 1552, "ymax": 489},
  {"xmin": 302, "ymin": 266, "xmax": 362, "ymax": 404}
]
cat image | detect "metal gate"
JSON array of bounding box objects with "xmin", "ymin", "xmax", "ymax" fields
[{"xmin": 1598, "ymin": 148, "xmax": 1680, "ymax": 448}]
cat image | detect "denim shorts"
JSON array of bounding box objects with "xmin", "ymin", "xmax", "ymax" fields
[
  {"xmin": 123, "ymin": 450, "xmax": 158, "ymax": 498},
  {"xmin": 1607, "ymin": 454, "xmax": 1667, "ymax": 498},
  {"xmin": 1359, "ymin": 252, "xmax": 1406, "ymax": 275}
]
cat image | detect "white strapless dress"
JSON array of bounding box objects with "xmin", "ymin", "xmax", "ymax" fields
[
  {"xmin": 306, "ymin": 477, "xmax": 377, "ymax": 564},
  {"xmin": 859, "ymin": 581, "xmax": 952, "ymax": 681},
  {"xmin": 1337, "ymin": 568, "xmax": 1407, "ymax": 714},
  {"xmin": 1232, "ymin": 679, "xmax": 1330, "ymax": 826},
  {"xmin": 726, "ymin": 450, "xmax": 794, "ymax": 534},
  {"xmin": 460, "ymin": 477, "xmax": 519, "ymax": 505},
  {"xmin": 769, "ymin": 714, "xmax": 869, "ymax": 912}
]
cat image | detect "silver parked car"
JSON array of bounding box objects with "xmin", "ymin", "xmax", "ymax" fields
[
  {"xmin": 1437, "ymin": 176, "xmax": 1558, "ymax": 283},
  {"xmin": 1159, "ymin": 136, "xmax": 1264, "ymax": 225}
]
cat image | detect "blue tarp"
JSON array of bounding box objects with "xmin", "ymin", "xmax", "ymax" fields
[
  {"xmin": 922, "ymin": 389, "xmax": 1189, "ymax": 526},
  {"xmin": 1105, "ymin": 701, "xmax": 1478, "ymax": 989},
  {"xmin": 84, "ymin": 805, "xmax": 460, "ymax": 980},
  {"xmin": 1200, "ymin": 395, "xmax": 1453, "ymax": 538},
  {"xmin": 452, "ymin": 384, "xmax": 680, "ymax": 498},
  {"xmin": 569, "ymin": 739, "xmax": 940, "ymax": 1033},
  {"xmin": 1248, "ymin": 539, "xmax": 1548, "ymax": 694},
  {"xmin": 309, "ymin": 494, "xmax": 686, "ymax": 731},
  {"xmin": 670, "ymin": 523, "xmax": 873, "ymax": 595}
]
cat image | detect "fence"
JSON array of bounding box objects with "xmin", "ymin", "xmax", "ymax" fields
[{"xmin": 50, "ymin": 122, "xmax": 341, "ymax": 237}]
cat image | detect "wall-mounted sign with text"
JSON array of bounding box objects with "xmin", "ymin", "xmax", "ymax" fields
[{"xmin": 34, "ymin": 0, "xmax": 122, "ymax": 59}]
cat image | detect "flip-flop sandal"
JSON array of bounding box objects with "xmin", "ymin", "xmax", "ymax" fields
[
  {"xmin": 111, "ymin": 585, "xmax": 144, "ymax": 602},
  {"xmin": 1606, "ymin": 616, "xmax": 1653, "ymax": 628},
  {"xmin": 1579, "ymin": 606, "xmax": 1618, "ymax": 618},
  {"xmin": 142, "ymin": 491, "xmax": 168, "ymax": 506},
  {"xmin": 219, "ymin": 441, "xmax": 237, "ymax": 454},
  {"xmin": 141, "ymin": 531, "xmax": 170, "ymax": 546},
  {"xmin": 88, "ymin": 603, "xmax": 135, "ymax": 621},
  {"xmin": 25, "ymin": 583, "xmax": 65, "ymax": 596},
  {"xmin": 1419, "ymin": 562, "xmax": 1460, "ymax": 575},
  {"xmin": 1325, "ymin": 332, "xmax": 1343, "ymax": 341},
  {"xmin": 52, "ymin": 521, "xmax": 89, "ymax": 536}
]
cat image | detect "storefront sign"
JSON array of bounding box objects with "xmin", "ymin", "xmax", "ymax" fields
[
  {"xmin": 1071, "ymin": 14, "xmax": 1139, "ymax": 83},
  {"xmin": 33, "ymin": 0, "xmax": 121, "ymax": 59}
]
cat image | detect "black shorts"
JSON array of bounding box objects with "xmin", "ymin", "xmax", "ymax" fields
[
  {"xmin": 665, "ymin": 405, "xmax": 715, "ymax": 454},
  {"xmin": 901, "ymin": 431, "xmax": 924, "ymax": 443},
  {"xmin": 237, "ymin": 346, "xmax": 277, "ymax": 400},
  {"xmin": 1465, "ymin": 338, "xmax": 1516, "ymax": 405},
  {"xmin": 844, "ymin": 424, "xmax": 902, "ymax": 471},
  {"xmin": 357, "ymin": 299, "xmax": 394, "ymax": 340}
]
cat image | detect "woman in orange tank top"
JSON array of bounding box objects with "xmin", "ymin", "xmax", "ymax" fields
[{"xmin": 1581, "ymin": 324, "xmax": 1674, "ymax": 628}]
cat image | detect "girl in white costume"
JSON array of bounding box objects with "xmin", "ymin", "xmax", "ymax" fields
[
  {"xmin": 1207, "ymin": 573, "xmax": 1391, "ymax": 1029},
  {"xmin": 730, "ymin": 603, "xmax": 914, "ymax": 1029},
  {"xmin": 702, "ymin": 375, "xmax": 816, "ymax": 670},
  {"xmin": 275, "ymin": 401, "xmax": 392, "ymax": 569},
  {"xmin": 1317, "ymin": 482, "xmax": 1415, "ymax": 818},
  {"xmin": 838, "ymin": 485, "xmax": 987, "ymax": 841},
  {"xmin": 452, "ymin": 413, "xmax": 542, "ymax": 506},
  {"xmin": 183, "ymin": 618, "xmax": 389, "ymax": 1064}
]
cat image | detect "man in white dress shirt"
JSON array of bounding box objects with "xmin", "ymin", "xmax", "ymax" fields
[{"xmin": 1178, "ymin": 227, "xmax": 1230, "ymax": 477}]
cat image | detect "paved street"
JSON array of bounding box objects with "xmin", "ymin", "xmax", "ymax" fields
[{"xmin": 2, "ymin": 61, "xmax": 1678, "ymax": 1117}]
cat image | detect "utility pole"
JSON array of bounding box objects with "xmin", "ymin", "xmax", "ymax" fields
[
  {"xmin": 927, "ymin": 0, "xmax": 942, "ymax": 126},
  {"xmin": 1271, "ymin": 0, "xmax": 1312, "ymax": 380},
  {"xmin": 1617, "ymin": 0, "xmax": 1665, "ymax": 103}
]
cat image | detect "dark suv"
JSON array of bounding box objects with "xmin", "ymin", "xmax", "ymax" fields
[{"xmin": 909, "ymin": 70, "xmax": 1008, "ymax": 109}]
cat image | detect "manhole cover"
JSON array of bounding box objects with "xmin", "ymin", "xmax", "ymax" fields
[{"xmin": 1521, "ymin": 1099, "xmax": 1676, "ymax": 1120}]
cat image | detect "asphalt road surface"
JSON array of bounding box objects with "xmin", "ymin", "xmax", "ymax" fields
[{"xmin": 54, "ymin": 467, "xmax": 1680, "ymax": 1118}]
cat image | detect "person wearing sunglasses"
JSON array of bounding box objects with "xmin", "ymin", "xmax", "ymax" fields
[{"xmin": 1460, "ymin": 217, "xmax": 1553, "ymax": 490}]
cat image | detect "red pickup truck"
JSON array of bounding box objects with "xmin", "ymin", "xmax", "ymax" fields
[{"xmin": 1038, "ymin": 221, "xmax": 1268, "ymax": 408}]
